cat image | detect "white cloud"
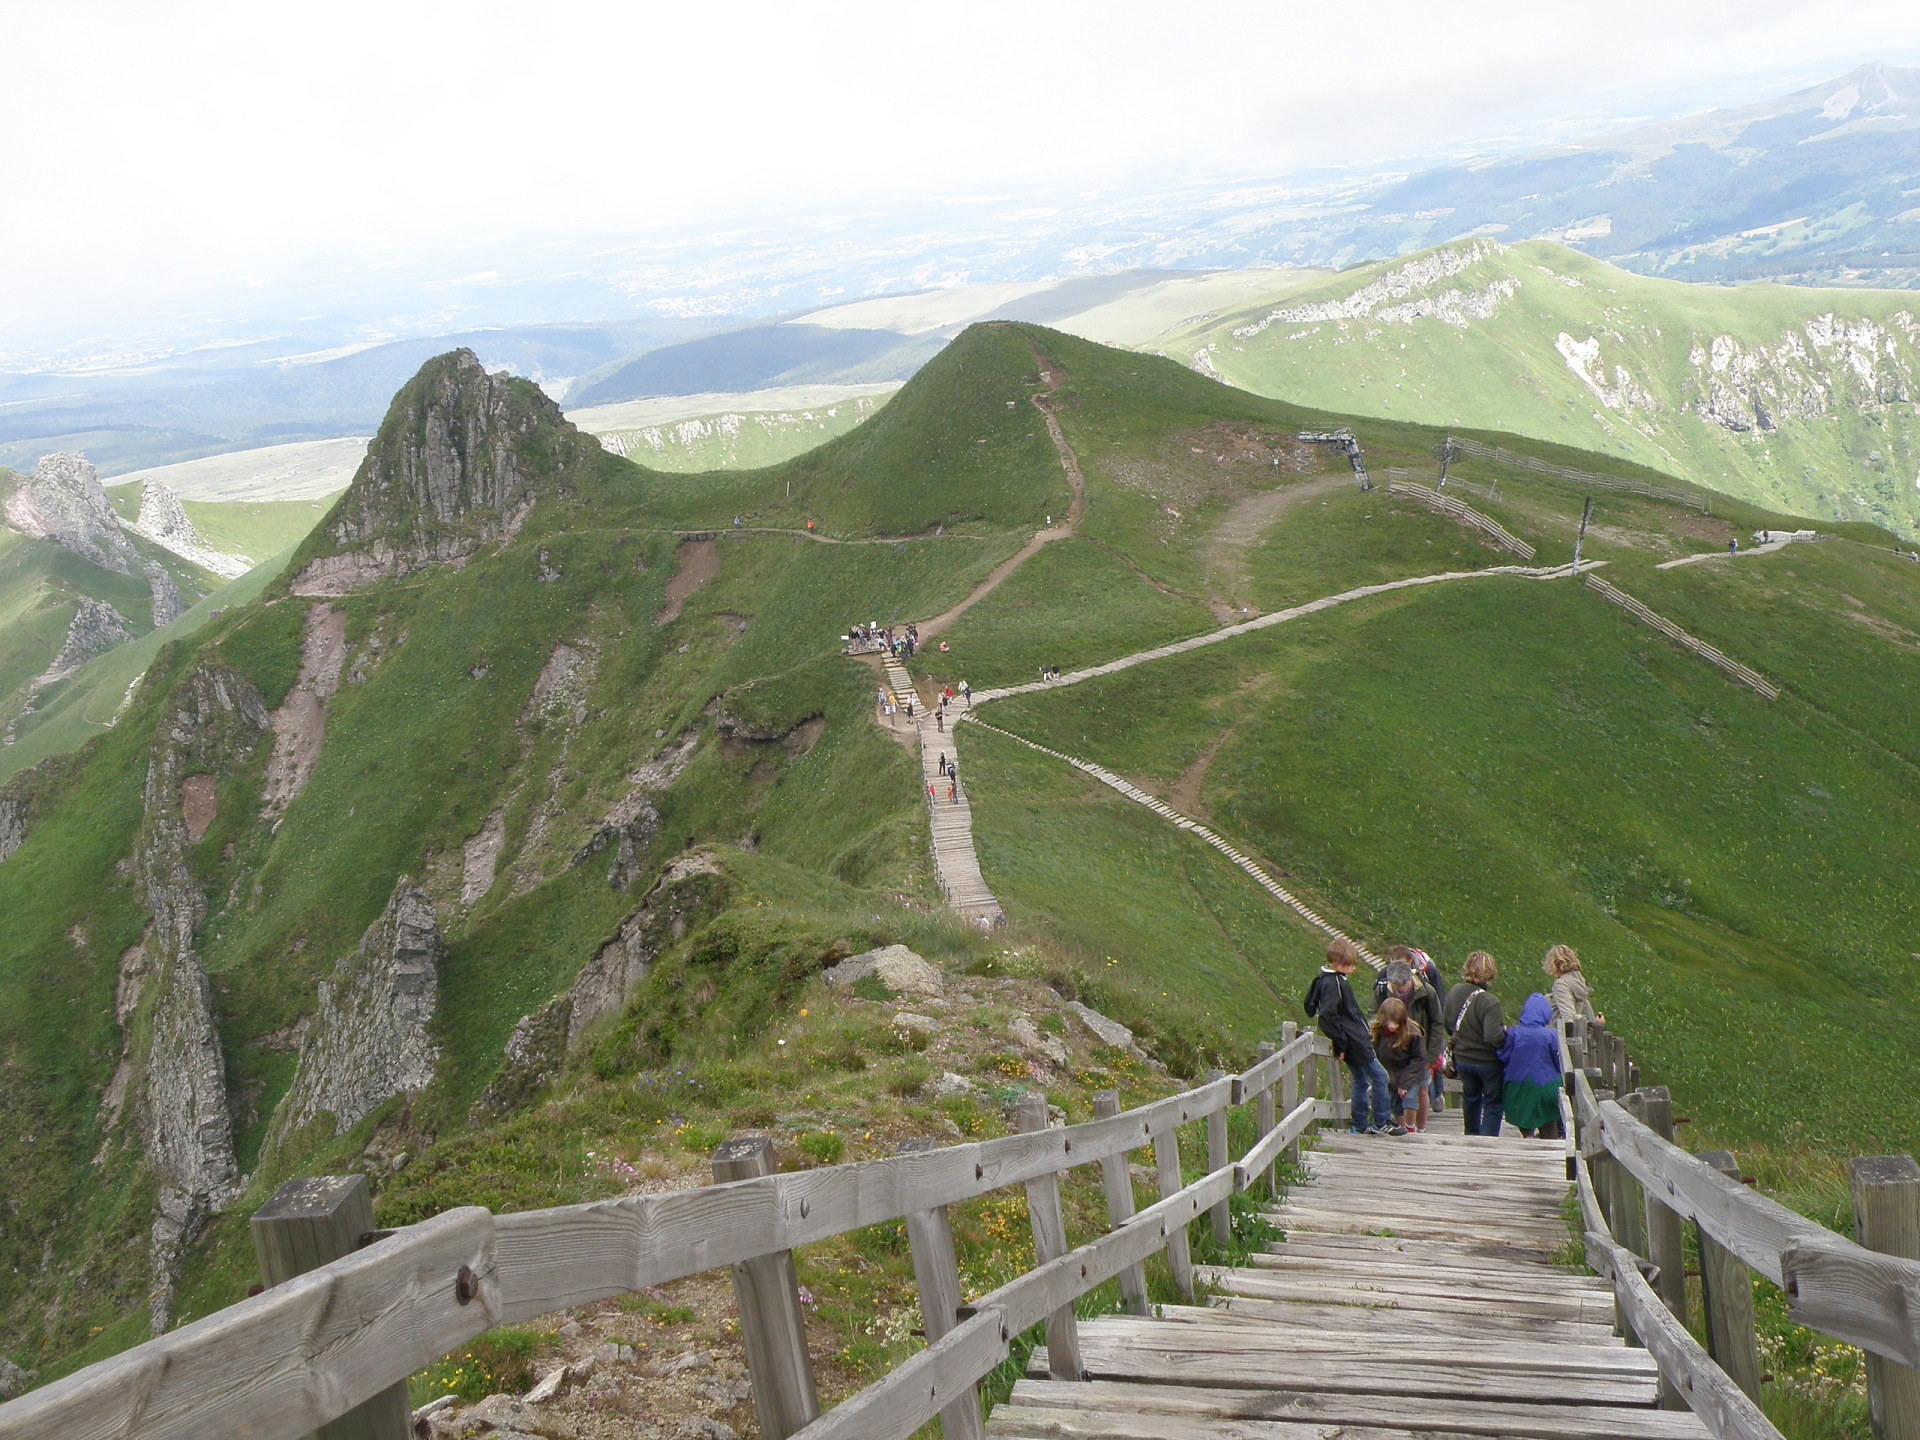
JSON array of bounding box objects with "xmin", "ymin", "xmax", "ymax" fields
[{"xmin": 4, "ymin": 0, "xmax": 1920, "ymax": 328}]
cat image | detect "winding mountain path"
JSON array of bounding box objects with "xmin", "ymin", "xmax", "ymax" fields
[
  {"xmin": 882, "ymin": 655, "xmax": 1003, "ymax": 926},
  {"xmin": 917, "ymin": 342, "xmax": 1086, "ymax": 639},
  {"xmin": 969, "ymin": 559, "xmax": 1607, "ymax": 705},
  {"xmin": 1200, "ymin": 473, "xmax": 1350, "ymax": 622}
]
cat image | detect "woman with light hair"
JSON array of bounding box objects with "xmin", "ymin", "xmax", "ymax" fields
[
  {"xmin": 1543, "ymin": 944, "xmax": 1602, "ymax": 1027},
  {"xmin": 1443, "ymin": 951, "xmax": 1507, "ymax": 1136}
]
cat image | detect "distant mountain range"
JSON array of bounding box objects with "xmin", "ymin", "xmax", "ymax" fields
[{"xmin": 4, "ymin": 63, "xmax": 1916, "ymax": 483}]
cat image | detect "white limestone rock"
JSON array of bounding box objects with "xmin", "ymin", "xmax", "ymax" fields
[{"xmin": 822, "ymin": 944, "xmax": 944, "ymax": 999}]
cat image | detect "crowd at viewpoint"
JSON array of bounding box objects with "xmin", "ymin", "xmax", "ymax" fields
[
  {"xmin": 1304, "ymin": 938, "xmax": 1601, "ymax": 1138},
  {"xmin": 848, "ymin": 622, "xmax": 919, "ymax": 658}
]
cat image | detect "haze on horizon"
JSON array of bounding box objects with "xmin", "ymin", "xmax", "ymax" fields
[{"xmin": 8, "ymin": 0, "xmax": 1920, "ymax": 345}]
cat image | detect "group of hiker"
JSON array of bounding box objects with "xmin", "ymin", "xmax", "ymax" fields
[
  {"xmin": 848, "ymin": 622, "xmax": 920, "ymax": 658},
  {"xmin": 1304, "ymin": 938, "xmax": 1602, "ymax": 1139}
]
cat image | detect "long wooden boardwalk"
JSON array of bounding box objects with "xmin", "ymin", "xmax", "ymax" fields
[
  {"xmin": 883, "ymin": 655, "xmax": 1003, "ymax": 925},
  {"xmin": 997, "ymin": 1109, "xmax": 1705, "ymax": 1440}
]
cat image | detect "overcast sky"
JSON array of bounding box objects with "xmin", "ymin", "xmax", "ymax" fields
[{"xmin": 7, "ymin": 0, "xmax": 1920, "ymax": 332}]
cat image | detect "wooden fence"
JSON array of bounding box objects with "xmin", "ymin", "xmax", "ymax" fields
[
  {"xmin": 0, "ymin": 1031, "xmax": 1338, "ymax": 1440},
  {"xmin": 1584, "ymin": 574, "xmax": 1781, "ymax": 699},
  {"xmin": 1447, "ymin": 434, "xmax": 1709, "ymax": 511},
  {"xmin": 1386, "ymin": 479, "xmax": 1536, "ymax": 561},
  {"xmin": 1563, "ymin": 1016, "xmax": 1920, "ymax": 1440}
]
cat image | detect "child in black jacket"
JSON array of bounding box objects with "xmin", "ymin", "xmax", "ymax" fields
[{"xmin": 1304, "ymin": 938, "xmax": 1401, "ymax": 1135}]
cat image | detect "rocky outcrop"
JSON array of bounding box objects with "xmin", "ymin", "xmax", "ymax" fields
[
  {"xmin": 1232, "ymin": 241, "xmax": 1510, "ymax": 337},
  {"xmin": 129, "ymin": 481, "xmax": 252, "ymax": 580},
  {"xmin": 275, "ymin": 882, "xmax": 443, "ymax": 1139},
  {"xmin": 43, "ymin": 598, "xmax": 133, "ymax": 682},
  {"xmin": 0, "ymin": 796, "xmax": 23, "ymax": 865},
  {"xmin": 290, "ymin": 350, "xmax": 592, "ymax": 595},
  {"xmin": 144, "ymin": 560, "xmax": 185, "ymax": 628},
  {"xmin": 576, "ymin": 728, "xmax": 697, "ymax": 891},
  {"xmin": 475, "ymin": 852, "xmax": 729, "ymax": 1115},
  {"xmin": 3, "ymin": 453, "xmax": 138, "ymax": 574},
  {"xmin": 1685, "ymin": 313, "xmax": 1917, "ymax": 434},
  {"xmin": 261, "ymin": 604, "xmax": 348, "ymax": 819},
  {"xmin": 131, "ymin": 662, "xmax": 272, "ymax": 1332},
  {"xmin": 821, "ymin": 944, "xmax": 944, "ymax": 999},
  {"xmin": 0, "ymin": 1357, "xmax": 38, "ymax": 1401}
]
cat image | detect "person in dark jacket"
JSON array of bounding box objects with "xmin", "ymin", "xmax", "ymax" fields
[
  {"xmin": 1376, "ymin": 960, "xmax": 1444, "ymax": 1132},
  {"xmin": 1499, "ymin": 993, "xmax": 1564, "ymax": 1139},
  {"xmin": 1443, "ymin": 950, "xmax": 1508, "ymax": 1137},
  {"xmin": 1370, "ymin": 997, "xmax": 1426, "ymax": 1131},
  {"xmin": 1305, "ymin": 938, "xmax": 1400, "ymax": 1135}
]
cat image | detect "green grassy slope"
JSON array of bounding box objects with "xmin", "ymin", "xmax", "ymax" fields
[
  {"xmin": 104, "ymin": 482, "xmax": 336, "ymax": 564},
  {"xmin": 3, "ymin": 322, "xmax": 1916, "ymax": 1409},
  {"xmin": 1157, "ymin": 239, "xmax": 1920, "ymax": 539}
]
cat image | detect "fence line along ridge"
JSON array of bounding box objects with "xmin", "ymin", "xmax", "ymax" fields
[
  {"xmin": 1387, "ymin": 479, "xmax": 1535, "ymax": 560},
  {"xmin": 1447, "ymin": 434, "xmax": 1708, "ymax": 511},
  {"xmin": 1584, "ymin": 574, "xmax": 1780, "ymax": 699}
]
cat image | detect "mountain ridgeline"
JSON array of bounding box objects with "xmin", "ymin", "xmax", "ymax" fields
[{"xmin": 3, "ymin": 324, "xmax": 1920, "ymax": 1398}]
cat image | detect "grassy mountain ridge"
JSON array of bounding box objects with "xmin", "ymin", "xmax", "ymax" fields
[
  {"xmin": 1159, "ymin": 239, "xmax": 1920, "ymax": 538},
  {"xmin": 1, "ymin": 323, "xmax": 1915, "ymax": 1434}
]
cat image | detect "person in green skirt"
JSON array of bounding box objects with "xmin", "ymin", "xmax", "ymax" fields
[{"xmin": 1497, "ymin": 993, "xmax": 1564, "ymax": 1139}]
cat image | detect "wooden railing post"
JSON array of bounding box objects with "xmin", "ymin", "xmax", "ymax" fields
[
  {"xmin": 1017, "ymin": 1092, "xmax": 1083, "ymax": 1379},
  {"xmin": 1254, "ymin": 1042, "xmax": 1278, "ymax": 1197},
  {"xmin": 1204, "ymin": 1069, "xmax": 1231, "ymax": 1246},
  {"xmin": 1148, "ymin": 1111, "xmax": 1196, "ymax": 1301},
  {"xmin": 1608, "ymin": 1092, "xmax": 1650, "ymax": 1349},
  {"xmin": 1279, "ymin": 1023, "xmax": 1301, "ymax": 1173},
  {"xmin": 1091, "ymin": 1091, "xmax": 1150, "ymax": 1315},
  {"xmin": 1637, "ymin": 1087, "xmax": 1688, "ymax": 1410},
  {"xmin": 896, "ymin": 1139, "xmax": 986, "ymax": 1440},
  {"xmin": 1695, "ymin": 1150, "xmax": 1762, "ymax": 1404},
  {"xmin": 711, "ymin": 1138, "xmax": 821, "ymax": 1440},
  {"xmin": 251, "ymin": 1176, "xmax": 411, "ymax": 1440},
  {"xmin": 1850, "ymin": 1156, "xmax": 1920, "ymax": 1440}
]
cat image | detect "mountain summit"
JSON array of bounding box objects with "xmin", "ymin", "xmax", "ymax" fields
[{"xmin": 291, "ymin": 349, "xmax": 597, "ymax": 595}]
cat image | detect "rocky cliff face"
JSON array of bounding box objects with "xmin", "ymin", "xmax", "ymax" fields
[
  {"xmin": 130, "ymin": 481, "xmax": 253, "ymax": 580},
  {"xmin": 274, "ymin": 881, "xmax": 443, "ymax": 1139},
  {"xmin": 3, "ymin": 453, "xmax": 138, "ymax": 574},
  {"xmin": 45, "ymin": 599, "xmax": 133, "ymax": 682},
  {"xmin": 0, "ymin": 796, "xmax": 23, "ymax": 866},
  {"xmin": 475, "ymin": 852, "xmax": 729, "ymax": 1114},
  {"xmin": 291, "ymin": 350, "xmax": 592, "ymax": 595},
  {"xmin": 130, "ymin": 662, "xmax": 272, "ymax": 1332}
]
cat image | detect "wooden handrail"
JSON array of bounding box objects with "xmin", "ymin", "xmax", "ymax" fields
[{"xmin": 0, "ymin": 1037, "xmax": 1332, "ymax": 1440}]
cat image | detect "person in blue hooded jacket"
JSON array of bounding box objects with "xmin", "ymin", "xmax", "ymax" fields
[{"xmin": 1498, "ymin": 993, "xmax": 1564, "ymax": 1139}]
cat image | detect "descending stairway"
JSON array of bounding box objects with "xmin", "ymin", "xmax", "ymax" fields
[
  {"xmin": 997, "ymin": 1110, "xmax": 1705, "ymax": 1440},
  {"xmin": 882, "ymin": 656, "xmax": 1003, "ymax": 927}
]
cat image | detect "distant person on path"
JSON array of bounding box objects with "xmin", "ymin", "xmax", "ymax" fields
[
  {"xmin": 1499, "ymin": 994, "xmax": 1564, "ymax": 1139},
  {"xmin": 1444, "ymin": 951, "xmax": 1508, "ymax": 1137},
  {"xmin": 960, "ymin": 680, "xmax": 971, "ymax": 705},
  {"xmin": 937, "ymin": 711, "xmax": 944, "ymax": 732},
  {"xmin": 1305, "ymin": 938, "xmax": 1399, "ymax": 1135},
  {"xmin": 1370, "ymin": 996, "xmax": 1425, "ymax": 1136},
  {"xmin": 948, "ymin": 779, "xmax": 958, "ymax": 804},
  {"xmin": 1543, "ymin": 944, "xmax": 1603, "ymax": 1027},
  {"xmin": 1375, "ymin": 960, "xmax": 1443, "ymax": 1133},
  {"xmin": 1729, "ymin": 538, "xmax": 1738, "ymax": 555}
]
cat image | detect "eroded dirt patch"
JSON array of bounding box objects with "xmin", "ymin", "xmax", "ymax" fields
[
  {"xmin": 179, "ymin": 773, "xmax": 218, "ymax": 843},
  {"xmin": 1203, "ymin": 473, "xmax": 1351, "ymax": 621},
  {"xmin": 656, "ymin": 539, "xmax": 719, "ymax": 626},
  {"xmin": 262, "ymin": 604, "xmax": 349, "ymax": 817},
  {"xmin": 461, "ymin": 809, "xmax": 506, "ymax": 906}
]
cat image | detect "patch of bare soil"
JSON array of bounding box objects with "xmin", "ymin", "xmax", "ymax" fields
[
  {"xmin": 261, "ymin": 603, "xmax": 348, "ymax": 817},
  {"xmin": 657, "ymin": 539, "xmax": 720, "ymax": 626},
  {"xmin": 1202, "ymin": 473, "xmax": 1350, "ymax": 622},
  {"xmin": 461, "ymin": 809, "xmax": 506, "ymax": 907},
  {"xmin": 1167, "ymin": 728, "xmax": 1233, "ymax": 821},
  {"xmin": 179, "ymin": 773, "xmax": 218, "ymax": 842}
]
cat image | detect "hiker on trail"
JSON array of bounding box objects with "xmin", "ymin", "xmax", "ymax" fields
[
  {"xmin": 1544, "ymin": 944, "xmax": 1603, "ymax": 1027},
  {"xmin": 1444, "ymin": 952, "xmax": 1508, "ymax": 1137},
  {"xmin": 937, "ymin": 711, "xmax": 944, "ymax": 732},
  {"xmin": 1729, "ymin": 538, "xmax": 1738, "ymax": 555},
  {"xmin": 1375, "ymin": 960, "xmax": 1443, "ymax": 1132},
  {"xmin": 927, "ymin": 782, "xmax": 936, "ymax": 802},
  {"xmin": 960, "ymin": 680, "xmax": 971, "ymax": 705},
  {"xmin": 1370, "ymin": 997, "xmax": 1425, "ymax": 1135},
  {"xmin": 1304, "ymin": 938, "xmax": 1398, "ymax": 1135},
  {"xmin": 948, "ymin": 779, "xmax": 958, "ymax": 804},
  {"xmin": 1499, "ymin": 994, "xmax": 1564, "ymax": 1140}
]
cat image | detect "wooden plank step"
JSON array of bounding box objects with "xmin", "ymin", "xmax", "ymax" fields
[
  {"xmin": 1268, "ymin": 1208, "xmax": 1571, "ymax": 1243},
  {"xmin": 1242, "ymin": 1253, "xmax": 1608, "ymax": 1292},
  {"xmin": 1025, "ymin": 1344, "xmax": 1658, "ymax": 1407},
  {"xmin": 1261, "ymin": 1233, "xmax": 1568, "ymax": 1267},
  {"xmin": 1200, "ymin": 1296, "xmax": 1622, "ymax": 1345},
  {"xmin": 1043, "ymin": 1316, "xmax": 1654, "ymax": 1375},
  {"xmin": 994, "ymin": 1380, "xmax": 1711, "ymax": 1439},
  {"xmin": 1205, "ymin": 1270, "xmax": 1617, "ymax": 1323}
]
